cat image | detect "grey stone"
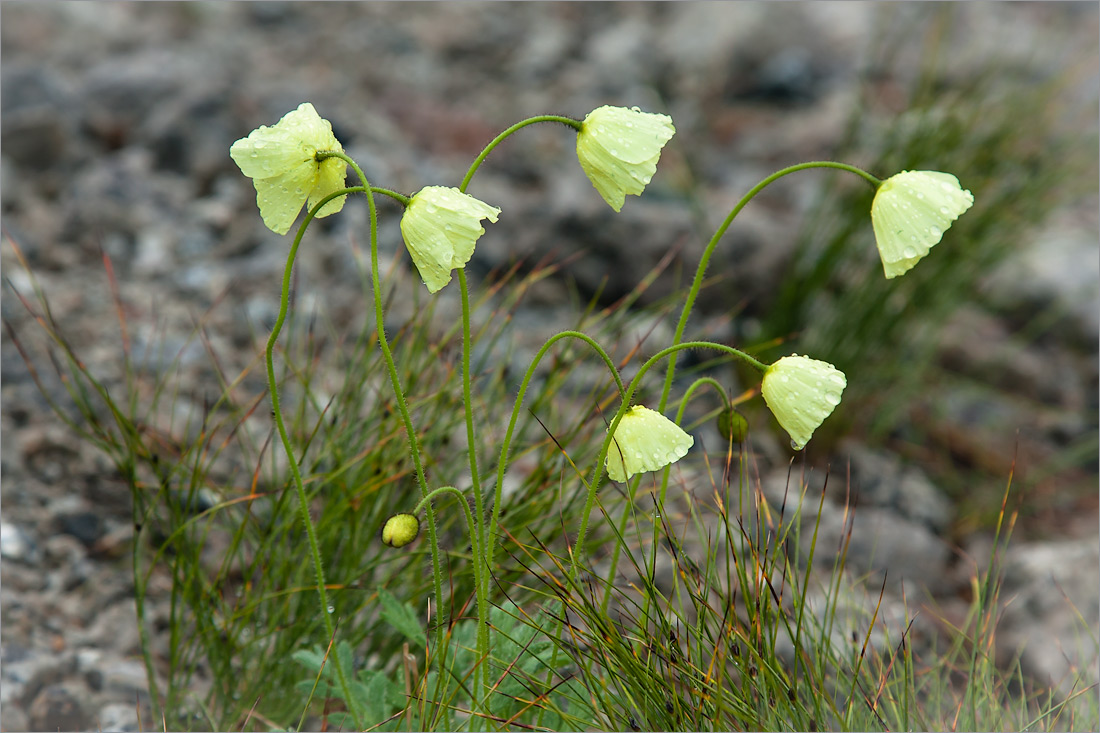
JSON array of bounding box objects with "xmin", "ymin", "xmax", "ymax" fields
[
  {"xmin": 987, "ymin": 213, "xmax": 1100, "ymax": 342},
  {"xmin": 101, "ymin": 658, "xmax": 150, "ymax": 699},
  {"xmin": 841, "ymin": 441, "xmax": 954, "ymax": 534},
  {"xmin": 96, "ymin": 702, "xmax": 142, "ymax": 733},
  {"xmin": 0, "ymin": 521, "xmax": 38, "ymax": 563},
  {"xmin": 998, "ymin": 539, "xmax": 1100, "ymax": 700},
  {"xmin": 0, "ymin": 65, "xmax": 74, "ymax": 168},
  {"xmin": 28, "ymin": 682, "xmax": 90, "ymax": 731},
  {"xmin": 0, "ymin": 702, "xmax": 29, "ymax": 733},
  {"xmin": 758, "ymin": 460, "xmax": 955, "ymax": 597},
  {"xmin": 56, "ymin": 510, "xmax": 106, "ymax": 549},
  {"xmin": 807, "ymin": 501, "xmax": 954, "ymax": 597}
]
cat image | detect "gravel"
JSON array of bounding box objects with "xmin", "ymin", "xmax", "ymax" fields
[{"xmin": 2, "ymin": 3, "xmax": 1096, "ymax": 729}]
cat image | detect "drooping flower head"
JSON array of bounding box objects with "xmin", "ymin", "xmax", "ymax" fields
[
  {"xmin": 605, "ymin": 405, "xmax": 694, "ymax": 482},
  {"xmin": 576, "ymin": 105, "xmax": 676, "ymax": 212},
  {"xmin": 870, "ymin": 170, "xmax": 974, "ymax": 278},
  {"xmin": 760, "ymin": 355, "xmax": 846, "ymax": 450},
  {"xmin": 230, "ymin": 102, "xmax": 349, "ymax": 235},
  {"xmin": 381, "ymin": 513, "xmax": 421, "ymax": 548},
  {"xmin": 399, "ymin": 186, "xmax": 501, "ymax": 293}
]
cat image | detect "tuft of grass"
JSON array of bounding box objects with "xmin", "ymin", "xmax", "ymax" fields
[
  {"xmin": 498, "ymin": 438, "xmax": 1099, "ymax": 732},
  {"xmin": 8, "ymin": 231, "xmax": 1098, "ymax": 729},
  {"xmin": 4, "ymin": 231, "xmax": 690, "ymax": 729}
]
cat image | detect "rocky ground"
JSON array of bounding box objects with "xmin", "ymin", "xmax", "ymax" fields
[{"xmin": 1, "ymin": 3, "xmax": 1097, "ymax": 730}]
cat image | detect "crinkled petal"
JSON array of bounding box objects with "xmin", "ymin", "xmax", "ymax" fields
[
  {"xmin": 253, "ymin": 159, "xmax": 318, "ymax": 235},
  {"xmin": 871, "ymin": 170, "xmax": 974, "ymax": 278},
  {"xmin": 606, "ymin": 406, "xmax": 694, "ymax": 482},
  {"xmin": 577, "ymin": 147, "xmax": 636, "ymax": 211},
  {"xmin": 230, "ymin": 125, "xmax": 312, "ymax": 181},
  {"xmin": 277, "ymin": 102, "xmax": 341, "ymax": 152}
]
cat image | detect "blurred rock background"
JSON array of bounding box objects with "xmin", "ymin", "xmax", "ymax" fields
[{"xmin": 1, "ymin": 3, "xmax": 1097, "ymax": 729}]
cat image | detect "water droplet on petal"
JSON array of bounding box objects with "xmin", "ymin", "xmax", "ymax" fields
[{"xmin": 790, "ymin": 439, "xmax": 804, "ymax": 450}]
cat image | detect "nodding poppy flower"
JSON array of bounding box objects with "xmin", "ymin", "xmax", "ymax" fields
[
  {"xmin": 399, "ymin": 186, "xmax": 501, "ymax": 293},
  {"xmin": 230, "ymin": 102, "xmax": 349, "ymax": 235},
  {"xmin": 576, "ymin": 105, "xmax": 675, "ymax": 212},
  {"xmin": 870, "ymin": 170, "xmax": 974, "ymax": 278},
  {"xmin": 760, "ymin": 355, "xmax": 846, "ymax": 450},
  {"xmin": 605, "ymin": 405, "xmax": 693, "ymax": 482}
]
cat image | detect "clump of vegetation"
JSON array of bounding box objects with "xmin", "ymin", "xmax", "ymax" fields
[{"xmin": 6, "ymin": 9, "xmax": 1096, "ymax": 727}]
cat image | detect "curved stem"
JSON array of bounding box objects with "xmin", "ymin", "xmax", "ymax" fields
[
  {"xmin": 460, "ymin": 115, "xmax": 581, "ymax": 192},
  {"xmin": 674, "ymin": 376, "xmax": 731, "ymax": 426},
  {"xmin": 265, "ymin": 191, "xmax": 365, "ymax": 729},
  {"xmin": 488, "ymin": 330, "xmax": 625, "ymax": 576},
  {"xmin": 453, "ymin": 265, "xmax": 492, "ymax": 706},
  {"xmin": 637, "ymin": 375, "xmax": 731, "ymax": 617},
  {"xmin": 657, "ymin": 161, "xmax": 878, "ymax": 413},
  {"xmin": 453, "ymin": 116, "xmax": 580, "ymax": 712},
  {"xmin": 572, "ymin": 340, "xmax": 766, "ymax": 580},
  {"xmin": 317, "ymin": 150, "xmax": 450, "ymax": 710},
  {"xmin": 412, "ymin": 486, "xmax": 474, "ymax": 526},
  {"xmin": 412, "ymin": 484, "xmax": 483, "ymax": 686},
  {"xmin": 648, "ymin": 160, "xmax": 879, "ymax": 557}
]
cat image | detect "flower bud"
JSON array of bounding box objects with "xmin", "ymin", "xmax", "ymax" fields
[
  {"xmin": 716, "ymin": 408, "xmax": 749, "ymax": 443},
  {"xmin": 381, "ymin": 513, "xmax": 421, "ymax": 548}
]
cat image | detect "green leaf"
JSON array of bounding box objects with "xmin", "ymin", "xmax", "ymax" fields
[
  {"xmin": 291, "ymin": 647, "xmax": 326, "ymax": 673},
  {"xmin": 378, "ymin": 586, "xmax": 427, "ymax": 647}
]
